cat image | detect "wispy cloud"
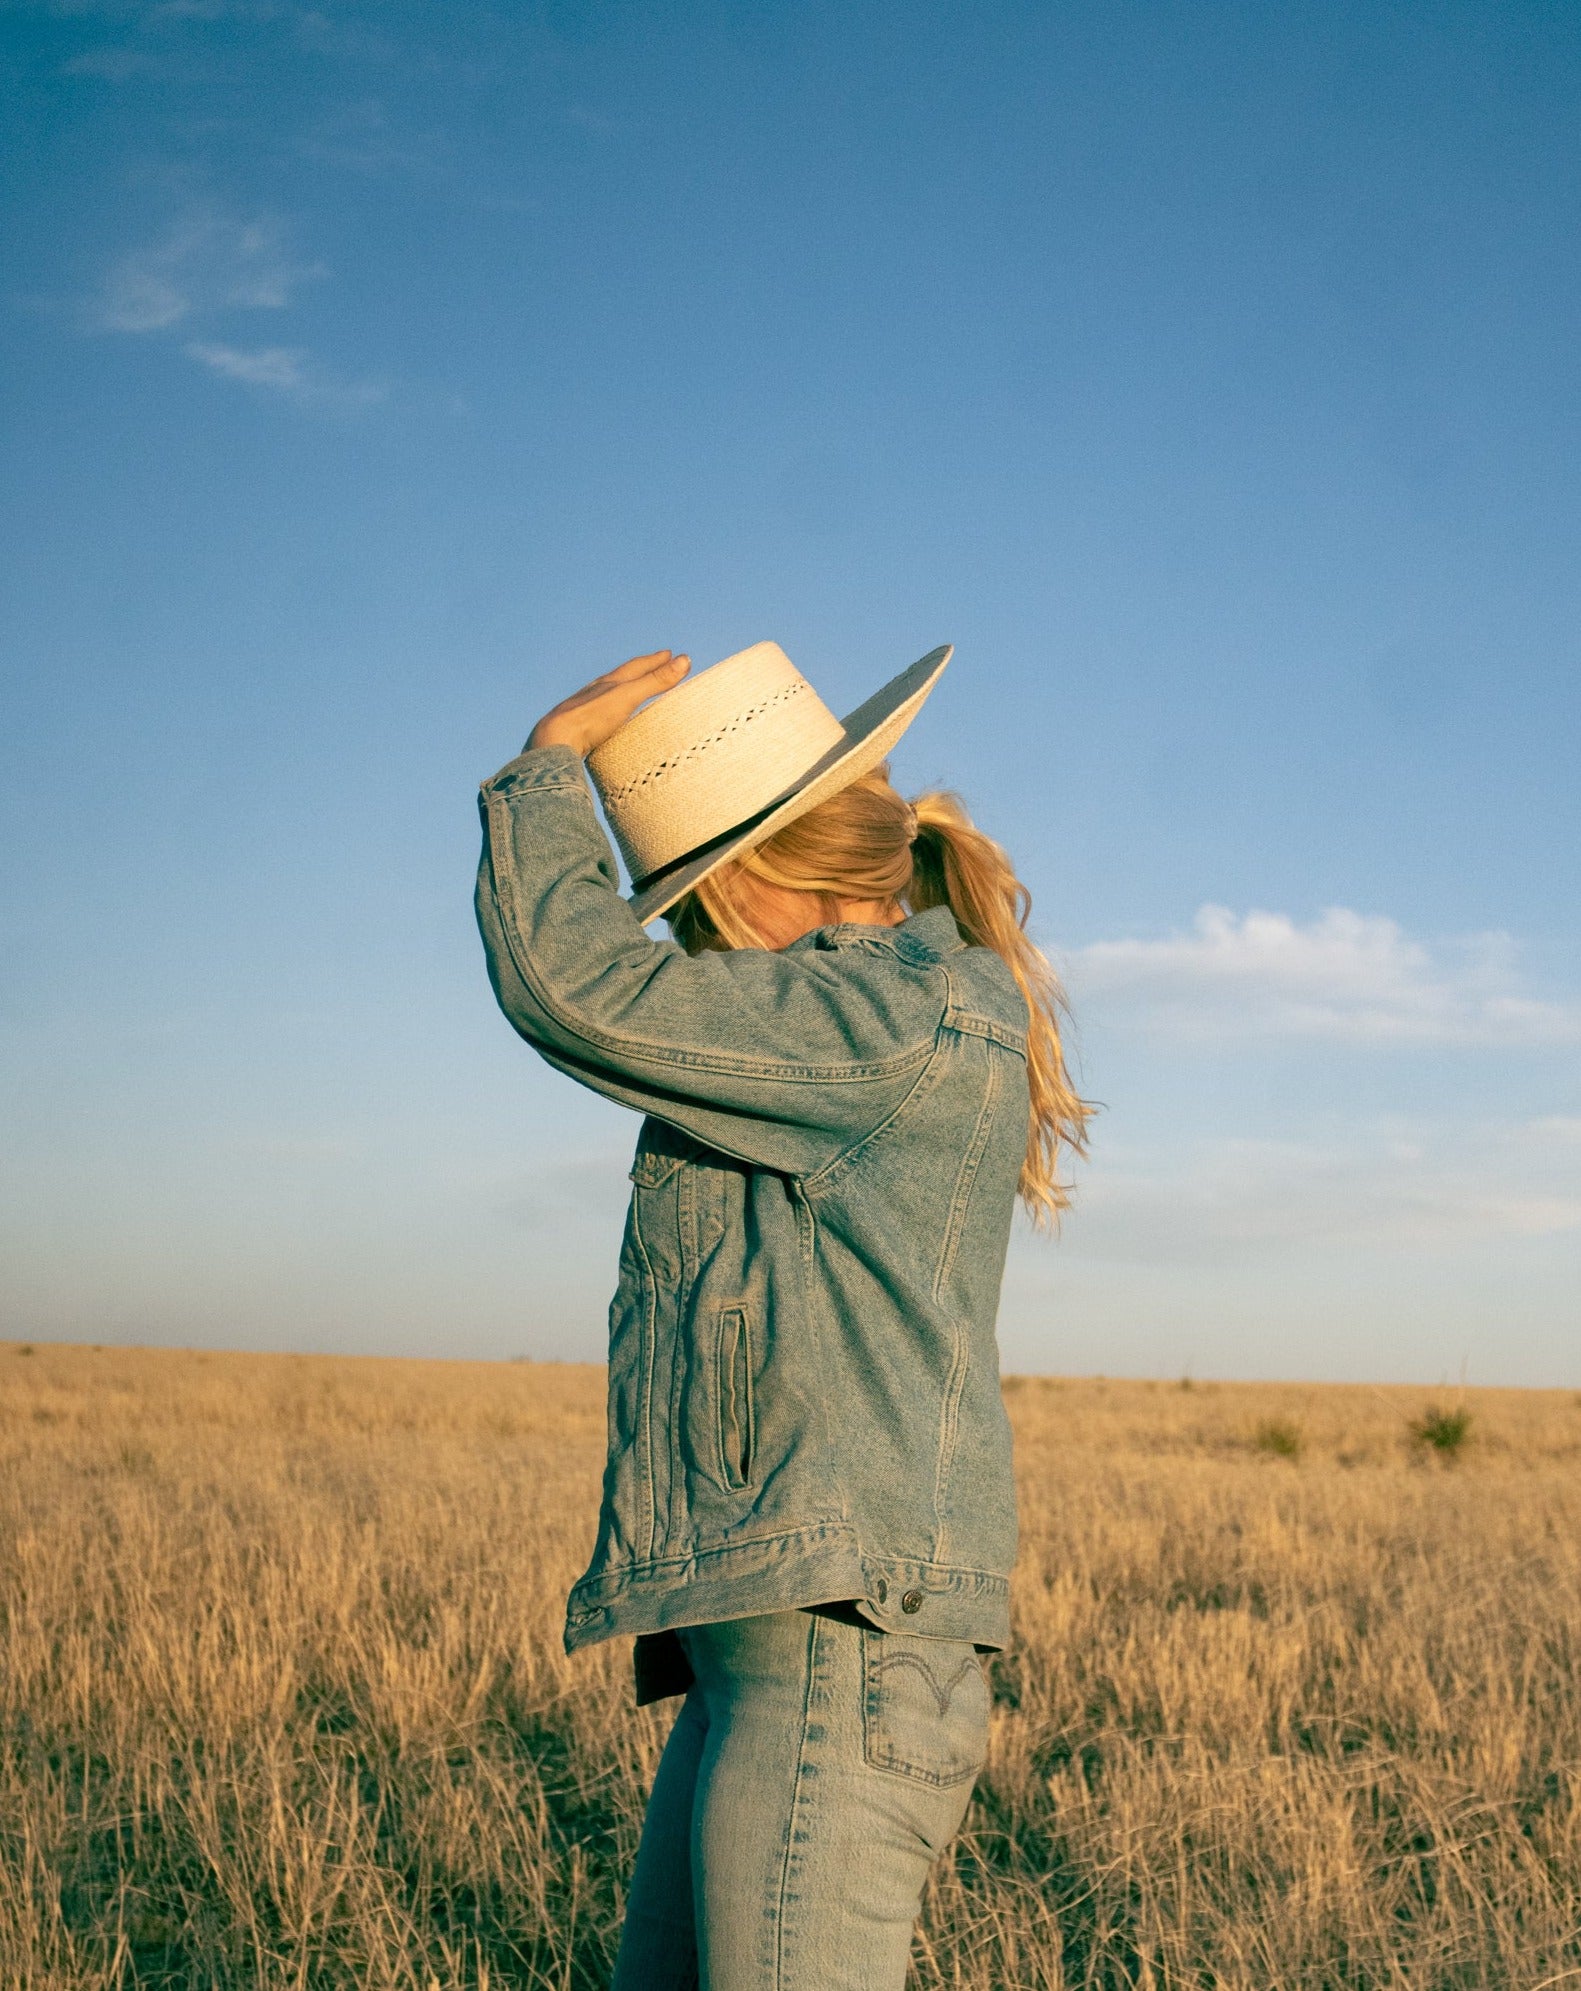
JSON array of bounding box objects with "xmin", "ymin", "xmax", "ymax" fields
[
  {"xmin": 184, "ymin": 339, "xmax": 386, "ymax": 405},
  {"xmin": 1066, "ymin": 1115, "xmax": 1581, "ymax": 1265},
  {"xmin": 1070, "ymin": 905, "xmax": 1581, "ymax": 1047},
  {"xmin": 85, "ymin": 201, "xmax": 385, "ymax": 407},
  {"xmin": 93, "ymin": 206, "xmax": 323, "ymax": 334},
  {"xmin": 183, "ymin": 341, "xmax": 304, "ymax": 389}
]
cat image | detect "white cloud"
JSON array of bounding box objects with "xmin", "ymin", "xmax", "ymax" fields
[
  {"xmin": 1063, "ymin": 1117, "xmax": 1581, "ymax": 1265},
  {"xmin": 85, "ymin": 203, "xmax": 384, "ymax": 406},
  {"xmin": 184, "ymin": 341, "xmax": 305, "ymax": 389},
  {"xmin": 1070, "ymin": 904, "xmax": 1581, "ymax": 1047},
  {"xmin": 184, "ymin": 339, "xmax": 386, "ymax": 405},
  {"xmin": 92, "ymin": 206, "xmax": 323, "ymax": 334},
  {"xmin": 96, "ymin": 260, "xmax": 187, "ymax": 334}
]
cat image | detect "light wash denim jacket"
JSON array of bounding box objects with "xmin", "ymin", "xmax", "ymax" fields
[{"xmin": 475, "ymin": 743, "xmax": 1028, "ymax": 1652}]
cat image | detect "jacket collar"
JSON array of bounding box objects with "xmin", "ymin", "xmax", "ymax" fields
[{"xmin": 786, "ymin": 904, "xmax": 965, "ymax": 960}]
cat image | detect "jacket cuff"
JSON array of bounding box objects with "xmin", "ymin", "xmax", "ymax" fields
[{"xmin": 480, "ymin": 741, "xmax": 590, "ymax": 797}]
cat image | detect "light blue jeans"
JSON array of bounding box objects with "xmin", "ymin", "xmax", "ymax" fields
[{"xmin": 612, "ymin": 1606, "xmax": 992, "ymax": 1990}]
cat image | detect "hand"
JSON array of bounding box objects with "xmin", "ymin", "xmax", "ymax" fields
[{"xmin": 528, "ymin": 649, "xmax": 691, "ymax": 757}]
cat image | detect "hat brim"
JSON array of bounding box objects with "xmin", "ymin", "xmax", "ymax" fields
[{"xmin": 625, "ymin": 644, "xmax": 952, "ymax": 926}]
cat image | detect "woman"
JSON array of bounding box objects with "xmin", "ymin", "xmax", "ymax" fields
[{"xmin": 475, "ymin": 641, "xmax": 1089, "ymax": 1990}]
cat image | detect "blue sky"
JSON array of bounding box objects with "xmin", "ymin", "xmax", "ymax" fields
[{"xmin": 2, "ymin": 0, "xmax": 1577, "ymax": 1383}]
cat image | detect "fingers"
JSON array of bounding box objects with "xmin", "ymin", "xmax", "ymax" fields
[
  {"xmin": 606, "ymin": 648, "xmax": 686, "ymax": 685},
  {"xmin": 606, "ymin": 653, "xmax": 690, "ymax": 725},
  {"xmin": 528, "ymin": 650, "xmax": 691, "ymax": 756}
]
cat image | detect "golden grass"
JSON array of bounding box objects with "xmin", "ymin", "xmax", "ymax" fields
[{"xmin": 2, "ymin": 1343, "xmax": 1578, "ymax": 1988}]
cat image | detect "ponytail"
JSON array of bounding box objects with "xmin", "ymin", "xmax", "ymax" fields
[
  {"xmin": 908, "ymin": 791, "xmax": 1091, "ymax": 1224},
  {"xmin": 670, "ymin": 766, "xmax": 1093, "ymax": 1223}
]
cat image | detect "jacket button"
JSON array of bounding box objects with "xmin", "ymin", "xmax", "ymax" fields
[
  {"xmin": 874, "ymin": 1579, "xmax": 888, "ymax": 1604},
  {"xmin": 900, "ymin": 1590, "xmax": 923, "ymax": 1614}
]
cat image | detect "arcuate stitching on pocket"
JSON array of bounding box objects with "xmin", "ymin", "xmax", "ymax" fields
[
  {"xmin": 715, "ymin": 1307, "xmax": 754, "ymax": 1490},
  {"xmin": 880, "ymin": 1647, "xmax": 982, "ymax": 1717},
  {"xmin": 861, "ymin": 1631, "xmax": 988, "ymax": 1788}
]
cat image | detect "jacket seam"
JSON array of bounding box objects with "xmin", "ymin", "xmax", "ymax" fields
[
  {"xmin": 479, "ymin": 744, "xmax": 591, "ymax": 796},
  {"xmin": 810, "ymin": 918, "xmax": 965, "ymax": 961},
  {"xmin": 629, "ymin": 1193, "xmax": 660, "ymax": 1563},
  {"xmin": 788, "ymin": 1178, "xmax": 848, "ymax": 1524},
  {"xmin": 800, "ymin": 1014, "xmax": 950, "ymax": 1193},
  {"xmin": 932, "ymin": 1025, "xmax": 1003, "ymax": 1304},
  {"xmin": 663, "ymin": 1166, "xmax": 702, "ymax": 1544},
  {"xmin": 943, "ymin": 1009, "xmax": 1028, "ymax": 1056},
  {"xmin": 776, "ymin": 1615, "xmax": 823, "ymax": 1983},
  {"xmin": 931, "ymin": 1023, "xmax": 1002, "ymax": 1561},
  {"xmin": 482, "ymin": 774, "xmax": 587, "ymax": 798}
]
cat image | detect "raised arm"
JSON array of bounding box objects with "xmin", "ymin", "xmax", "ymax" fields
[{"xmin": 474, "ymin": 655, "xmax": 944, "ymax": 1175}]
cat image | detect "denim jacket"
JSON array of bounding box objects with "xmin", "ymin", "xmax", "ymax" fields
[{"xmin": 476, "ymin": 743, "xmax": 1027, "ymax": 1652}]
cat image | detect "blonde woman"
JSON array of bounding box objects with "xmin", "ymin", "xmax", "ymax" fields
[{"xmin": 476, "ymin": 643, "xmax": 1089, "ymax": 1990}]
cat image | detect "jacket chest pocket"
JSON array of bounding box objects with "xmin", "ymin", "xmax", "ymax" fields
[
  {"xmin": 629, "ymin": 1149, "xmax": 685, "ymax": 1192},
  {"xmin": 628, "ymin": 1132, "xmax": 689, "ymax": 1284},
  {"xmin": 628, "ymin": 1120, "xmax": 755, "ymax": 1507},
  {"xmin": 714, "ymin": 1307, "xmax": 755, "ymax": 1490},
  {"xmin": 629, "ymin": 1124, "xmax": 729, "ymax": 1277}
]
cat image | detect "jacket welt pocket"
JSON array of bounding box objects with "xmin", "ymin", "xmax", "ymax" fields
[{"xmin": 715, "ymin": 1307, "xmax": 755, "ymax": 1490}]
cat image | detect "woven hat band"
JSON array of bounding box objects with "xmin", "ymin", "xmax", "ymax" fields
[{"xmin": 587, "ymin": 642, "xmax": 847, "ymax": 881}]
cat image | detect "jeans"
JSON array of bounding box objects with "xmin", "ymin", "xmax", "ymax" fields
[{"xmin": 612, "ymin": 1607, "xmax": 991, "ymax": 1990}]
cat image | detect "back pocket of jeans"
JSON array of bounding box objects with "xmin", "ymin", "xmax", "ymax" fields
[{"xmin": 861, "ymin": 1630, "xmax": 990, "ymax": 1787}]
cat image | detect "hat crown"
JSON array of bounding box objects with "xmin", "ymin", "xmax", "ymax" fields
[{"xmin": 588, "ymin": 642, "xmax": 847, "ymax": 884}]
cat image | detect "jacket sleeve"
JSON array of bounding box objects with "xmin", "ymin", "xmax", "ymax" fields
[{"xmin": 474, "ymin": 744, "xmax": 943, "ymax": 1176}]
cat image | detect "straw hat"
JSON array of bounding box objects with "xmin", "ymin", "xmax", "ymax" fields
[{"xmin": 587, "ymin": 640, "xmax": 951, "ymax": 924}]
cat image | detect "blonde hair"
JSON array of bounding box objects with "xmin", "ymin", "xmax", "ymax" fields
[{"xmin": 668, "ymin": 766, "xmax": 1093, "ymax": 1223}]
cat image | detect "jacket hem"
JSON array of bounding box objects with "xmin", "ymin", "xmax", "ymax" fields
[{"xmin": 563, "ymin": 1522, "xmax": 1011, "ymax": 1653}]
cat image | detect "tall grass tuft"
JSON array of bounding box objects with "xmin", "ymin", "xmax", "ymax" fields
[
  {"xmin": 1252, "ymin": 1416, "xmax": 1304, "ymax": 1459},
  {"xmin": 1411, "ymin": 1402, "xmax": 1474, "ymax": 1456}
]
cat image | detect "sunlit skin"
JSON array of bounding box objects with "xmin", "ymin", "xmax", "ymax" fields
[{"xmin": 530, "ymin": 648, "xmax": 905, "ymax": 947}]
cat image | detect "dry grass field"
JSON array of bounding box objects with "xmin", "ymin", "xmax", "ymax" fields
[{"xmin": 1, "ymin": 1342, "xmax": 1578, "ymax": 1989}]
